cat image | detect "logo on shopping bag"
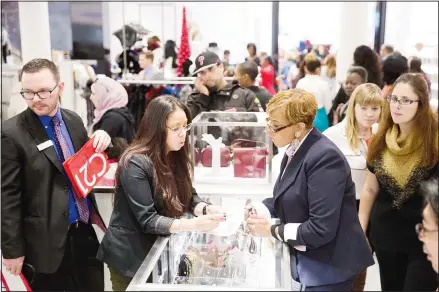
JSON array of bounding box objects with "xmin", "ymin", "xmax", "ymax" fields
[
  {"xmin": 73, "ymin": 152, "xmax": 108, "ymax": 195},
  {"xmin": 63, "ymin": 139, "xmax": 110, "ymax": 198}
]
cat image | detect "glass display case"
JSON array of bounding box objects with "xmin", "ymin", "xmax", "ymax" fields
[
  {"xmin": 190, "ymin": 112, "xmax": 273, "ymax": 185},
  {"xmin": 126, "ymin": 219, "xmax": 292, "ymax": 291}
]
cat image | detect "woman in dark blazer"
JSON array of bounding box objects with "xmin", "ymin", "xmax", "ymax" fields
[
  {"xmin": 96, "ymin": 96, "xmax": 225, "ymax": 291},
  {"xmin": 246, "ymin": 89, "xmax": 374, "ymax": 291}
]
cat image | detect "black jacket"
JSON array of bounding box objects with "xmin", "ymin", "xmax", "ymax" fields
[
  {"xmin": 328, "ymin": 87, "xmax": 349, "ymax": 126},
  {"xmin": 247, "ymin": 85, "xmax": 272, "ymax": 112},
  {"xmin": 96, "ymin": 154, "xmax": 205, "ymax": 277},
  {"xmin": 1, "ymin": 108, "xmax": 104, "ymax": 273},
  {"xmin": 186, "ymin": 83, "xmax": 259, "ymax": 119},
  {"xmin": 92, "ymin": 107, "xmax": 135, "ymax": 144}
]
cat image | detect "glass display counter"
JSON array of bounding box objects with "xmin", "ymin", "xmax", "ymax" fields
[
  {"xmin": 126, "ymin": 219, "xmax": 292, "ymax": 291},
  {"xmin": 190, "ymin": 112, "xmax": 274, "ymax": 185}
]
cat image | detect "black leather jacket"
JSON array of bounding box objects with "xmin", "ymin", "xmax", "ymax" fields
[
  {"xmin": 96, "ymin": 154, "xmax": 204, "ymax": 277},
  {"xmin": 186, "ymin": 83, "xmax": 259, "ymax": 119}
]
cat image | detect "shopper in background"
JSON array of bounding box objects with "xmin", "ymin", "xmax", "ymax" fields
[
  {"xmin": 296, "ymin": 54, "xmax": 331, "ymax": 132},
  {"xmin": 328, "ymin": 66, "xmax": 368, "ymax": 126},
  {"xmin": 246, "ymin": 89, "xmax": 374, "ymax": 291},
  {"xmin": 381, "ymin": 54, "xmax": 409, "ymax": 99},
  {"xmin": 234, "ymin": 61, "xmax": 272, "ymax": 112},
  {"xmin": 90, "ymin": 76, "xmax": 135, "ymax": 144},
  {"xmin": 223, "ymin": 49, "xmax": 231, "ymax": 66},
  {"xmin": 138, "ymin": 50, "xmax": 164, "ymax": 81},
  {"xmin": 359, "ymin": 73, "xmax": 438, "ymax": 291},
  {"xmin": 323, "ymin": 83, "xmax": 383, "ymax": 291},
  {"xmin": 410, "ymin": 57, "xmax": 432, "ymax": 94},
  {"xmin": 1, "ymin": 58, "xmax": 111, "ymax": 290},
  {"xmin": 289, "ymin": 53, "xmax": 306, "ymax": 89},
  {"xmin": 97, "ymin": 95, "xmax": 225, "ymax": 291},
  {"xmin": 259, "ymin": 55, "xmax": 276, "ymax": 95},
  {"xmin": 187, "ymin": 51, "xmax": 259, "ymax": 118},
  {"xmin": 380, "ymin": 44, "xmax": 394, "ymax": 62},
  {"xmin": 279, "ymin": 51, "xmax": 296, "ymax": 90},
  {"xmin": 163, "ymin": 40, "xmax": 178, "ymax": 79},
  {"xmin": 418, "ymin": 178, "xmax": 438, "ymax": 276},
  {"xmin": 320, "ymin": 54, "xmax": 339, "ymax": 98},
  {"xmin": 353, "ymin": 45, "xmax": 383, "ymax": 88},
  {"xmin": 245, "ymin": 43, "xmax": 260, "ymax": 66}
]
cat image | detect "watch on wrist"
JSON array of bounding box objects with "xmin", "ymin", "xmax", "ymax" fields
[{"xmin": 202, "ymin": 204, "xmax": 208, "ymax": 215}]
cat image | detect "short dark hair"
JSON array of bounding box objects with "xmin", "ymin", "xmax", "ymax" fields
[
  {"xmin": 237, "ymin": 61, "xmax": 259, "ymax": 81},
  {"xmin": 410, "ymin": 57, "xmax": 423, "ymax": 73},
  {"xmin": 224, "ymin": 50, "xmax": 230, "ymax": 55},
  {"xmin": 348, "ymin": 66, "xmax": 368, "ymax": 82},
  {"xmin": 421, "ymin": 178, "xmax": 438, "ymax": 221},
  {"xmin": 382, "ymin": 54, "xmax": 409, "ymax": 85},
  {"xmin": 20, "ymin": 58, "xmax": 60, "ymax": 83},
  {"xmin": 140, "ymin": 50, "xmax": 154, "ymax": 61}
]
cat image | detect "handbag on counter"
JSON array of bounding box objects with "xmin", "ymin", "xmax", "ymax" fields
[{"xmin": 196, "ymin": 139, "xmax": 268, "ymax": 178}]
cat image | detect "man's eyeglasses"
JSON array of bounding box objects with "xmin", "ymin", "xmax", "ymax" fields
[
  {"xmin": 21, "ymin": 84, "xmax": 59, "ymax": 100},
  {"xmin": 415, "ymin": 223, "xmax": 438, "ymax": 238},
  {"xmin": 167, "ymin": 124, "xmax": 192, "ymax": 134},
  {"xmin": 387, "ymin": 95, "xmax": 420, "ymax": 105},
  {"xmin": 266, "ymin": 118, "xmax": 294, "ymax": 133}
]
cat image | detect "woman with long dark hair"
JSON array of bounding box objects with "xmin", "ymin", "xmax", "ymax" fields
[
  {"xmin": 353, "ymin": 45, "xmax": 383, "ymax": 88},
  {"xmin": 97, "ymin": 95, "xmax": 225, "ymax": 291},
  {"xmin": 164, "ymin": 40, "xmax": 178, "ymax": 79}
]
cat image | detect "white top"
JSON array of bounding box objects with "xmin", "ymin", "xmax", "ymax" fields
[
  {"xmin": 296, "ymin": 74, "xmax": 333, "ymax": 114},
  {"xmin": 323, "ymin": 119, "xmax": 377, "ymax": 199}
]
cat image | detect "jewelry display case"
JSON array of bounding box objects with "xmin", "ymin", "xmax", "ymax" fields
[{"xmin": 126, "ymin": 219, "xmax": 292, "ymax": 291}]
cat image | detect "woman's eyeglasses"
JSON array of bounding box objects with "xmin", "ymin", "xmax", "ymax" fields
[
  {"xmin": 415, "ymin": 223, "xmax": 438, "ymax": 238},
  {"xmin": 387, "ymin": 95, "xmax": 420, "ymax": 105},
  {"xmin": 167, "ymin": 123, "xmax": 192, "ymax": 134},
  {"xmin": 266, "ymin": 118, "xmax": 293, "ymax": 133}
]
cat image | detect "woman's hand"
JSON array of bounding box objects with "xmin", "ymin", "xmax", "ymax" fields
[
  {"xmin": 191, "ymin": 214, "xmax": 226, "ymax": 232},
  {"xmin": 246, "ymin": 214, "xmax": 272, "ymax": 237},
  {"xmin": 244, "ymin": 204, "xmax": 257, "ymax": 220},
  {"xmin": 206, "ymin": 204, "xmax": 226, "ymax": 216}
]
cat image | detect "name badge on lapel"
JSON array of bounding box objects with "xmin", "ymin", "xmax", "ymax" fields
[{"xmin": 37, "ymin": 140, "xmax": 54, "ymax": 151}]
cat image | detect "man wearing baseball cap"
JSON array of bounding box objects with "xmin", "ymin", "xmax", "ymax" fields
[{"xmin": 187, "ymin": 51, "xmax": 259, "ymax": 118}]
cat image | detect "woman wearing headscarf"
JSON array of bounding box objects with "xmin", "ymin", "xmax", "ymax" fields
[{"xmin": 91, "ymin": 77, "xmax": 135, "ymax": 144}]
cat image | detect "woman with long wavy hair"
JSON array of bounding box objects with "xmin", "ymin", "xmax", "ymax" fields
[
  {"xmin": 359, "ymin": 73, "xmax": 438, "ymax": 291},
  {"xmin": 97, "ymin": 95, "xmax": 225, "ymax": 291}
]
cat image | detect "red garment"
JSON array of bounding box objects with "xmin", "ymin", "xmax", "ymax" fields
[{"xmin": 259, "ymin": 64, "xmax": 276, "ymax": 95}]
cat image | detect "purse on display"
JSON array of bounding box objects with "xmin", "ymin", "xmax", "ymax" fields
[
  {"xmin": 198, "ymin": 139, "xmax": 268, "ymax": 178},
  {"xmin": 200, "ymin": 147, "xmax": 232, "ymax": 167}
]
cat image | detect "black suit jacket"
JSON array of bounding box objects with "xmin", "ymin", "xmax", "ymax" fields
[
  {"xmin": 263, "ymin": 128, "xmax": 374, "ymax": 286},
  {"xmin": 1, "ymin": 107, "xmax": 104, "ymax": 274}
]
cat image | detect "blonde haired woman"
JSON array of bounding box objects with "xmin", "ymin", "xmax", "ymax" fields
[{"xmin": 323, "ymin": 83, "xmax": 383, "ymax": 291}]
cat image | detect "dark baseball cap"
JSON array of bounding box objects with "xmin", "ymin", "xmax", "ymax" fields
[{"xmin": 193, "ymin": 51, "xmax": 221, "ymax": 75}]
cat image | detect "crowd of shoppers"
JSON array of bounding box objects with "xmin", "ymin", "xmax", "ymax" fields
[{"xmin": 2, "ymin": 31, "xmax": 437, "ymax": 292}]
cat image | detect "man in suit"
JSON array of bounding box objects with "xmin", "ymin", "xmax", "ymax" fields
[
  {"xmin": 246, "ymin": 89, "xmax": 374, "ymax": 291},
  {"xmin": 1, "ymin": 58, "xmax": 111, "ymax": 290}
]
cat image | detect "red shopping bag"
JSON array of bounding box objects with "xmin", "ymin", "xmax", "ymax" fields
[
  {"xmin": 1, "ymin": 252, "xmax": 32, "ymax": 291},
  {"xmin": 63, "ymin": 138, "xmax": 110, "ymax": 198}
]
